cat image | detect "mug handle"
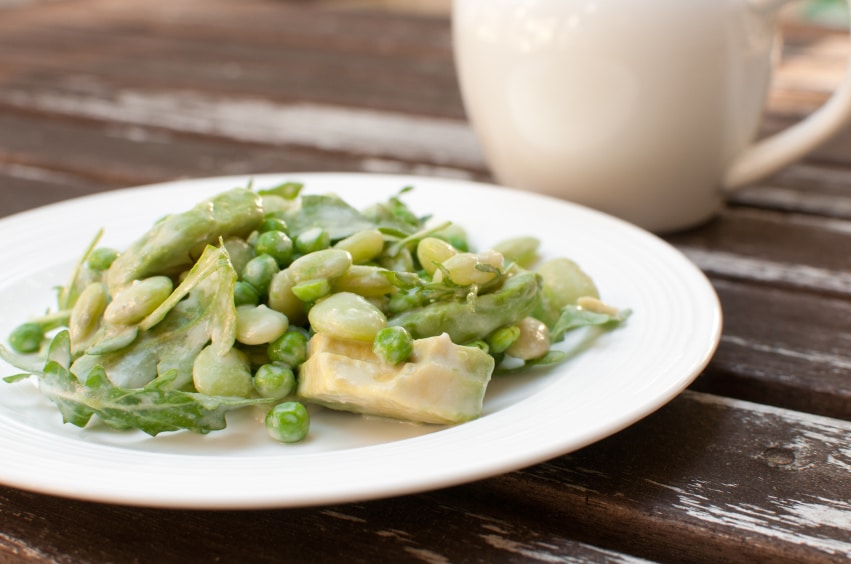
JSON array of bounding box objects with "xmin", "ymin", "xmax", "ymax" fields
[{"xmin": 724, "ymin": 0, "xmax": 851, "ymax": 189}]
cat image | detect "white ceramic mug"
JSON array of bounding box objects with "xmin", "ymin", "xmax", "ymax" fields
[{"xmin": 453, "ymin": 0, "xmax": 851, "ymax": 232}]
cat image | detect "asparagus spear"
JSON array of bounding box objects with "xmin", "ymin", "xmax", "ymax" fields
[
  {"xmin": 107, "ymin": 188, "xmax": 263, "ymax": 292},
  {"xmin": 388, "ymin": 271, "xmax": 542, "ymax": 344}
]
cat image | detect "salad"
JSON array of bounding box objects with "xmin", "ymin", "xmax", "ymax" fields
[{"xmin": 0, "ymin": 182, "xmax": 628, "ymax": 443}]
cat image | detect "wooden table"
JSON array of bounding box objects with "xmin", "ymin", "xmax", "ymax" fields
[{"xmin": 0, "ymin": 1, "xmax": 849, "ymax": 562}]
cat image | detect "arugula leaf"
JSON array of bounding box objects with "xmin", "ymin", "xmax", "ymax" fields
[
  {"xmin": 284, "ymin": 194, "xmax": 376, "ymax": 240},
  {"xmin": 75, "ymin": 366, "xmax": 269, "ymax": 435},
  {"xmin": 258, "ymin": 181, "xmax": 303, "ymax": 200},
  {"xmin": 550, "ymin": 305, "xmax": 631, "ymax": 343},
  {"xmin": 9, "ymin": 331, "xmax": 270, "ymax": 435},
  {"xmin": 362, "ymin": 187, "xmax": 427, "ymax": 235},
  {"xmin": 57, "ymin": 228, "xmax": 104, "ymax": 311},
  {"xmin": 72, "ymin": 245, "xmax": 238, "ymax": 390}
]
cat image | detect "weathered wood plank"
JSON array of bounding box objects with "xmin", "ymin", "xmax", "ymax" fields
[
  {"xmin": 0, "ymin": 86, "xmax": 482, "ymax": 169},
  {"xmin": 0, "ymin": 164, "xmax": 114, "ymax": 217},
  {"xmin": 0, "ymin": 392, "xmax": 846, "ymax": 564},
  {"xmin": 733, "ymin": 164, "xmax": 851, "ymax": 219},
  {"xmin": 477, "ymin": 391, "xmax": 851, "ymax": 564},
  {"xmin": 693, "ymin": 278, "xmax": 851, "ymax": 421},
  {"xmin": 0, "ymin": 0, "xmax": 462, "ymax": 118},
  {"xmin": 0, "ymin": 485, "xmax": 654, "ymax": 564},
  {"xmin": 0, "ymin": 109, "xmax": 402, "ymax": 189},
  {"xmin": 668, "ymin": 207, "xmax": 851, "ymax": 294}
]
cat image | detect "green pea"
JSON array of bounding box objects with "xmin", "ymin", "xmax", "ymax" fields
[
  {"xmin": 466, "ymin": 340, "xmax": 490, "ymax": 353},
  {"xmin": 267, "ymin": 329, "xmax": 309, "ymax": 367},
  {"xmin": 291, "ymin": 279, "xmax": 332, "ymax": 302},
  {"xmin": 87, "ymin": 248, "xmax": 119, "ymax": 271},
  {"xmin": 258, "ymin": 217, "xmax": 288, "ymax": 233},
  {"xmin": 295, "ymin": 227, "xmax": 330, "ymax": 254},
  {"xmin": 265, "ymin": 401, "xmax": 310, "ymax": 443},
  {"xmin": 255, "ymin": 230, "xmax": 294, "ymax": 267},
  {"xmin": 233, "ymin": 281, "xmax": 260, "ymax": 307},
  {"xmin": 373, "ymin": 326, "xmax": 413, "ymax": 364},
  {"xmin": 486, "ymin": 325, "xmax": 521, "ymax": 354},
  {"xmin": 253, "ymin": 363, "xmax": 295, "ymax": 400},
  {"xmin": 241, "ymin": 254, "xmax": 279, "ymax": 295},
  {"xmin": 8, "ymin": 322, "xmax": 44, "ymax": 353}
]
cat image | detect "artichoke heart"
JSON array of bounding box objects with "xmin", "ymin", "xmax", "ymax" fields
[{"xmin": 298, "ymin": 332, "xmax": 494, "ymax": 424}]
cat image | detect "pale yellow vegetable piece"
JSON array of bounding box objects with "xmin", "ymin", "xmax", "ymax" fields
[{"xmin": 298, "ymin": 332, "xmax": 494, "ymax": 424}]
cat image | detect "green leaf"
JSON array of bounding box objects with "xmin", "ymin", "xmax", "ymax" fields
[
  {"xmin": 9, "ymin": 333, "xmax": 270, "ymax": 436},
  {"xmin": 362, "ymin": 187, "xmax": 428, "ymax": 235},
  {"xmin": 74, "ymin": 366, "xmax": 270, "ymax": 436},
  {"xmin": 40, "ymin": 363, "xmax": 268, "ymax": 436},
  {"xmin": 284, "ymin": 194, "xmax": 376, "ymax": 240},
  {"xmin": 2, "ymin": 373, "xmax": 31, "ymax": 384},
  {"xmin": 550, "ymin": 305, "xmax": 631, "ymax": 343},
  {"xmin": 42, "ymin": 359, "xmax": 95, "ymax": 428},
  {"xmin": 258, "ymin": 181, "xmax": 303, "ymax": 200},
  {"xmin": 72, "ymin": 245, "xmax": 238, "ymax": 390},
  {"xmin": 58, "ymin": 229, "xmax": 104, "ymax": 311}
]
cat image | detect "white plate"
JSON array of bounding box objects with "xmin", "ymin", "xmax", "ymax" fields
[{"xmin": 0, "ymin": 173, "xmax": 721, "ymax": 509}]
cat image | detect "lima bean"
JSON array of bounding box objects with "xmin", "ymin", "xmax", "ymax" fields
[
  {"xmin": 103, "ymin": 276, "xmax": 174, "ymax": 326},
  {"xmin": 308, "ymin": 292, "xmax": 387, "ymax": 341},
  {"xmin": 235, "ymin": 305, "xmax": 289, "ymax": 345}
]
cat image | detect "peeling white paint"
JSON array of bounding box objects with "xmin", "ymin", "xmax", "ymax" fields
[
  {"xmin": 319, "ymin": 509, "xmax": 367, "ymax": 523},
  {"xmin": 670, "ymin": 491, "xmax": 851, "ymax": 558},
  {"xmin": 0, "ymin": 161, "xmax": 87, "ymax": 185},
  {"xmin": 784, "ymin": 498, "xmax": 851, "ymax": 530},
  {"xmin": 375, "ymin": 528, "xmax": 412, "ymax": 540},
  {"xmin": 827, "ymin": 454, "xmax": 851, "ymax": 472},
  {"xmin": 644, "ymin": 396, "xmax": 851, "ymax": 558},
  {"xmin": 404, "ymin": 547, "xmax": 451, "ymax": 564},
  {"xmin": 720, "ymin": 334, "xmax": 851, "ymax": 371},
  {"xmin": 481, "ymin": 534, "xmax": 652, "ymax": 564},
  {"xmin": 684, "ymin": 391, "xmax": 851, "ymax": 434},
  {"xmin": 678, "ymin": 247, "xmax": 851, "ymax": 295},
  {"xmin": 732, "ymin": 186, "xmax": 851, "ymax": 220},
  {"xmin": 480, "ymin": 523, "xmax": 511, "ymax": 535},
  {"xmin": 0, "ymin": 531, "xmax": 54, "ymax": 560},
  {"xmin": 480, "ymin": 534, "xmax": 587, "ymax": 563},
  {"xmin": 0, "ymin": 87, "xmax": 485, "ymax": 168}
]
